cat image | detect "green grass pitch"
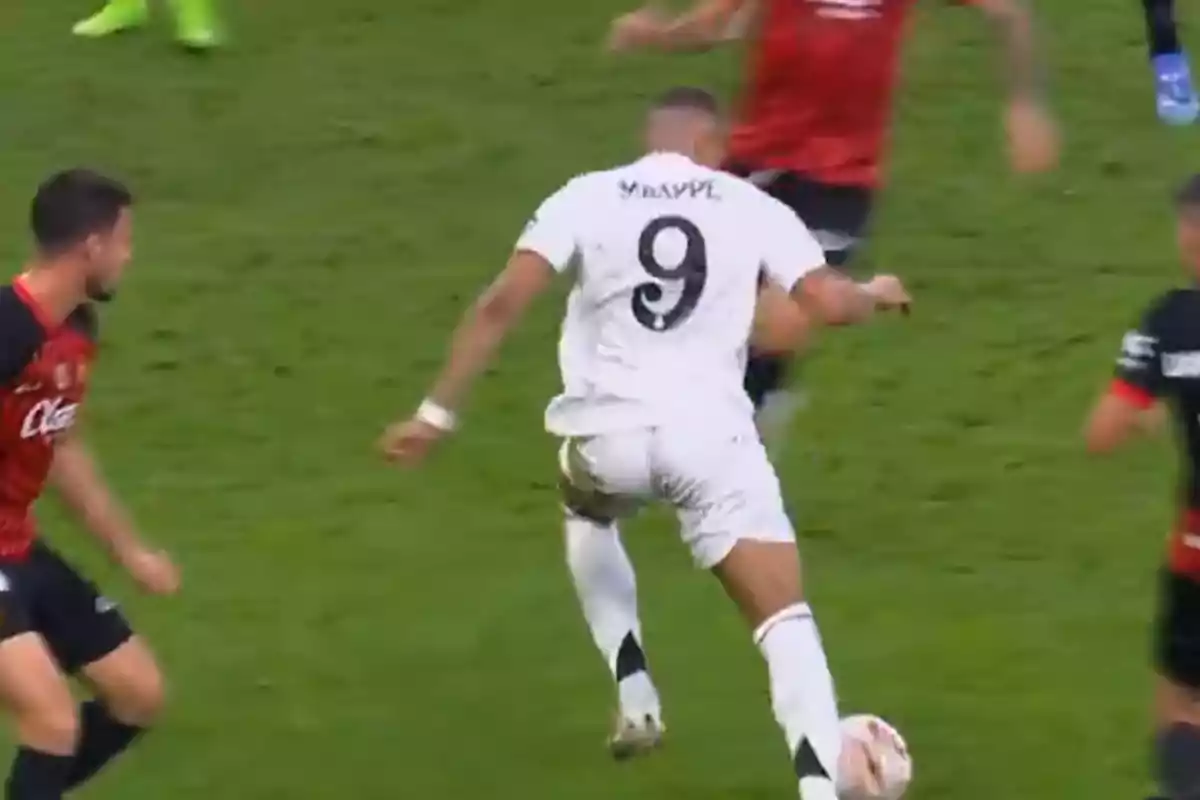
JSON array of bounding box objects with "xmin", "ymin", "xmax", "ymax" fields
[{"xmin": 1, "ymin": 0, "xmax": 1194, "ymax": 797}]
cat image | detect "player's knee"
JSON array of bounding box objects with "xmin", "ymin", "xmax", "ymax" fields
[
  {"xmin": 107, "ymin": 665, "xmax": 167, "ymax": 727},
  {"xmin": 712, "ymin": 539, "xmax": 804, "ymax": 628},
  {"xmin": 15, "ymin": 703, "xmax": 79, "ymax": 754},
  {"xmin": 1157, "ymin": 723, "xmax": 1200, "ymax": 800},
  {"xmin": 1157, "ymin": 674, "xmax": 1200, "ymax": 726},
  {"xmin": 133, "ymin": 669, "xmax": 168, "ymax": 726},
  {"xmin": 90, "ymin": 648, "xmax": 168, "ymax": 727}
]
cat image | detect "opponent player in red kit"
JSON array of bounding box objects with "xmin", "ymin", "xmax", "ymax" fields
[
  {"xmin": 609, "ymin": 0, "xmax": 1058, "ymax": 442},
  {"xmin": 0, "ymin": 170, "xmax": 179, "ymax": 800}
]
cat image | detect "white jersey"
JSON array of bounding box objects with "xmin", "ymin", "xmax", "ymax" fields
[{"xmin": 515, "ymin": 152, "xmax": 826, "ymax": 438}]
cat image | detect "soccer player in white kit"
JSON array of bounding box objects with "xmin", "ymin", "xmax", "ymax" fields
[{"xmin": 380, "ymin": 87, "xmax": 910, "ymax": 800}]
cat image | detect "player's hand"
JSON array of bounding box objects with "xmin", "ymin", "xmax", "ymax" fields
[
  {"xmin": 118, "ymin": 546, "xmax": 180, "ymax": 596},
  {"xmin": 608, "ymin": 6, "xmax": 667, "ymax": 52},
  {"xmin": 379, "ymin": 418, "xmax": 445, "ymax": 466},
  {"xmin": 1006, "ymin": 98, "xmax": 1059, "ymax": 174},
  {"xmin": 863, "ymin": 275, "xmax": 911, "ymax": 313}
]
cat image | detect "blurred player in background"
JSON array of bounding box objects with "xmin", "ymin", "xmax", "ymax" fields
[
  {"xmin": 609, "ymin": 0, "xmax": 1058, "ymax": 445},
  {"xmin": 1084, "ymin": 175, "xmax": 1200, "ymax": 800},
  {"xmin": 380, "ymin": 88, "xmax": 910, "ymax": 800},
  {"xmin": 1140, "ymin": 0, "xmax": 1198, "ymax": 125},
  {"xmin": 73, "ymin": 0, "xmax": 221, "ymax": 51},
  {"xmin": 0, "ymin": 171, "xmax": 179, "ymax": 800}
]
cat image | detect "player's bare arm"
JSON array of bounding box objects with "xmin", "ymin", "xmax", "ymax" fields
[
  {"xmin": 970, "ymin": 0, "xmax": 1060, "ymax": 173},
  {"xmin": 791, "ymin": 268, "xmax": 910, "ymax": 327},
  {"xmin": 49, "ymin": 436, "xmax": 179, "ymax": 595},
  {"xmin": 1085, "ymin": 296, "xmax": 1176, "ymax": 454},
  {"xmin": 1083, "ymin": 392, "xmax": 1164, "ymax": 454},
  {"xmin": 750, "ymin": 272, "xmax": 906, "ymax": 354},
  {"xmin": 379, "ymin": 249, "xmax": 555, "ymax": 465},
  {"xmin": 972, "ymin": 0, "xmax": 1043, "ymax": 102},
  {"xmin": 609, "ymin": 0, "xmax": 749, "ymax": 52}
]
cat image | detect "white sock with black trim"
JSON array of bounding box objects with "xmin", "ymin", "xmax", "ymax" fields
[
  {"xmin": 565, "ymin": 513, "xmax": 661, "ymax": 721},
  {"xmin": 754, "ymin": 603, "xmax": 841, "ymax": 800}
]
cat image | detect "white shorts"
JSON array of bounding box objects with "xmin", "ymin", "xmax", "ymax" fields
[{"xmin": 558, "ymin": 422, "xmax": 795, "ymax": 569}]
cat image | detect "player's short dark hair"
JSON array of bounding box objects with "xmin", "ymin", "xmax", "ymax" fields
[
  {"xmin": 30, "ymin": 169, "xmax": 134, "ymax": 252},
  {"xmin": 1175, "ymin": 174, "xmax": 1200, "ymax": 210},
  {"xmin": 651, "ymin": 86, "xmax": 721, "ymax": 116}
]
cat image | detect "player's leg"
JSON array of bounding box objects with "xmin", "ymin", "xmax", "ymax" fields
[
  {"xmin": 72, "ymin": 0, "xmax": 150, "ymax": 38},
  {"xmin": 712, "ymin": 541, "xmax": 840, "ymax": 800},
  {"xmin": 70, "ymin": 638, "xmax": 164, "ymax": 788},
  {"xmin": 744, "ymin": 174, "xmax": 872, "ymax": 450},
  {"xmin": 726, "ymin": 164, "xmax": 805, "ymax": 435},
  {"xmin": 0, "ymin": 634, "xmax": 79, "ymax": 800},
  {"xmin": 167, "ymin": 0, "xmax": 222, "ymax": 51},
  {"xmin": 73, "ymin": 0, "xmax": 222, "ymax": 49},
  {"xmin": 565, "ymin": 512, "xmax": 665, "ymax": 757},
  {"xmin": 1152, "ymin": 569, "xmax": 1200, "ymax": 799},
  {"xmin": 0, "ymin": 562, "xmax": 78, "ymax": 800},
  {"xmin": 663, "ymin": 427, "xmax": 840, "ymax": 800},
  {"xmin": 558, "ymin": 437, "xmax": 664, "ymax": 758},
  {"xmin": 1141, "ymin": 0, "xmax": 1198, "ymax": 125},
  {"xmin": 749, "ymin": 283, "xmax": 813, "ymax": 454},
  {"xmin": 29, "ymin": 544, "xmax": 162, "ymax": 790}
]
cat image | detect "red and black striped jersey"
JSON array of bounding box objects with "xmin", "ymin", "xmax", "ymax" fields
[{"xmin": 0, "ymin": 279, "xmax": 96, "ymax": 558}]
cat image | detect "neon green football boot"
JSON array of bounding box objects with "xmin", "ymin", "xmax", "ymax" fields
[
  {"xmin": 72, "ymin": 0, "xmax": 149, "ymax": 37},
  {"xmin": 169, "ymin": 0, "xmax": 223, "ymax": 51}
]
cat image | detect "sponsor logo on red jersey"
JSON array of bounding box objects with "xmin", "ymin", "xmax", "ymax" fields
[
  {"xmin": 809, "ymin": 0, "xmax": 882, "ymax": 20},
  {"xmin": 19, "ymin": 396, "xmax": 78, "ymax": 441}
]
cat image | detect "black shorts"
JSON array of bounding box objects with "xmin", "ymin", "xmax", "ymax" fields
[
  {"xmin": 725, "ymin": 165, "xmax": 875, "ymax": 268},
  {"xmin": 0, "ymin": 540, "xmax": 133, "ymax": 673},
  {"xmin": 1156, "ymin": 569, "xmax": 1200, "ymax": 688}
]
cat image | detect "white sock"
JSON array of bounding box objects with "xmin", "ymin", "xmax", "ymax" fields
[
  {"xmin": 754, "ymin": 603, "xmax": 841, "ymax": 800},
  {"xmin": 565, "ymin": 513, "xmax": 661, "ymax": 721}
]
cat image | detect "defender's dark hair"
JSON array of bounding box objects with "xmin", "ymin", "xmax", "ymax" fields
[
  {"xmin": 30, "ymin": 169, "xmax": 133, "ymax": 252},
  {"xmin": 1175, "ymin": 174, "xmax": 1200, "ymax": 209},
  {"xmin": 651, "ymin": 86, "xmax": 721, "ymax": 116}
]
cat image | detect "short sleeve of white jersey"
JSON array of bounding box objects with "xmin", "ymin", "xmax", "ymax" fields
[
  {"xmin": 756, "ymin": 193, "xmax": 827, "ymax": 292},
  {"xmin": 514, "ymin": 178, "xmax": 585, "ymax": 272}
]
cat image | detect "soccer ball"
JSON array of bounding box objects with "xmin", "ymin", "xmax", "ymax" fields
[{"xmin": 836, "ymin": 714, "xmax": 913, "ymax": 800}]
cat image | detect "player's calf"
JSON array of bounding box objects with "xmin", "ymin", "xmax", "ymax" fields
[
  {"xmin": 69, "ymin": 637, "xmax": 165, "ymax": 788},
  {"xmin": 559, "ymin": 440, "xmax": 663, "ymax": 758},
  {"xmin": 81, "ymin": 637, "xmax": 165, "ymax": 727},
  {"xmin": 712, "ymin": 539, "xmax": 840, "ymax": 800},
  {"xmin": 0, "ymin": 634, "xmax": 80, "ymax": 800}
]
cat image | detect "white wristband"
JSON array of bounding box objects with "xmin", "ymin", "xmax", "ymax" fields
[{"xmin": 416, "ymin": 399, "xmax": 457, "ymax": 432}]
